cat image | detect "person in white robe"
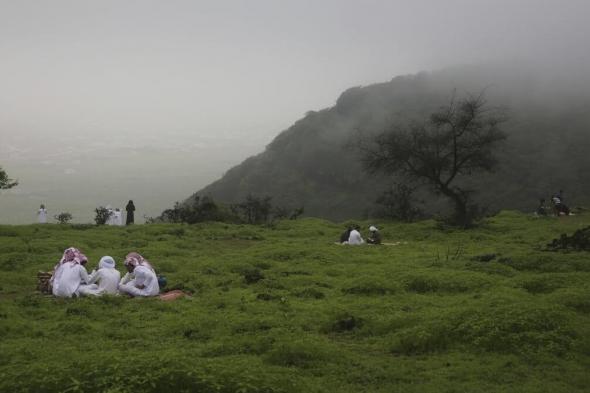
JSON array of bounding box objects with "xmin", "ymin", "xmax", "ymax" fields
[
  {"xmin": 37, "ymin": 204, "xmax": 47, "ymax": 224},
  {"xmin": 106, "ymin": 205, "xmax": 114, "ymax": 225},
  {"xmin": 366, "ymin": 225, "xmax": 382, "ymax": 245},
  {"xmin": 51, "ymin": 248, "xmax": 93, "ymax": 297},
  {"xmin": 85, "ymin": 256, "xmax": 121, "ymax": 295},
  {"xmin": 119, "ymin": 252, "xmax": 159, "ymax": 297},
  {"xmin": 113, "ymin": 209, "xmax": 123, "ymax": 226},
  {"xmin": 348, "ymin": 225, "xmax": 365, "ymax": 245}
]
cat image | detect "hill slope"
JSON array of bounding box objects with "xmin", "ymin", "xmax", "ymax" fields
[{"xmin": 194, "ymin": 64, "xmax": 590, "ymax": 220}]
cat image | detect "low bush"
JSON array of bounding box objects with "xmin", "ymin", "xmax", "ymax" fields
[
  {"xmin": 456, "ymin": 303, "xmax": 576, "ymax": 356},
  {"xmin": 54, "ymin": 212, "xmax": 73, "ymax": 224},
  {"xmin": 323, "ymin": 312, "xmax": 364, "ymax": 334},
  {"xmin": 404, "ymin": 273, "xmax": 487, "ymax": 294},
  {"xmin": 292, "ymin": 287, "xmax": 325, "ymax": 299},
  {"xmin": 0, "ymin": 252, "xmax": 27, "ymax": 271},
  {"xmin": 265, "ymin": 338, "xmax": 332, "ymax": 369},
  {"xmin": 342, "ymin": 277, "xmax": 397, "ymax": 295},
  {"xmin": 390, "ymin": 318, "xmax": 454, "ymax": 355},
  {"xmin": 233, "ymin": 266, "xmax": 265, "ymax": 284},
  {"xmin": 516, "ymin": 275, "xmax": 570, "ymax": 294}
]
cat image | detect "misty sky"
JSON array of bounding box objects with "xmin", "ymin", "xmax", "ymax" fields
[
  {"xmin": 1, "ymin": 0, "xmax": 589, "ymax": 223},
  {"xmin": 2, "ymin": 0, "xmax": 589, "ymax": 140}
]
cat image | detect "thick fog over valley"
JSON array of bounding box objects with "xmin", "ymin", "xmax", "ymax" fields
[{"xmin": 1, "ymin": 0, "xmax": 589, "ymax": 223}]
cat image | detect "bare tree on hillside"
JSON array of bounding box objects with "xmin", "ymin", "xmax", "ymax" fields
[{"xmin": 359, "ymin": 92, "xmax": 507, "ymax": 227}]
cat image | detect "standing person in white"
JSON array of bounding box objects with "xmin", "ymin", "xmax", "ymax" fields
[
  {"xmin": 348, "ymin": 225, "xmax": 365, "ymax": 245},
  {"xmin": 119, "ymin": 252, "xmax": 159, "ymax": 297},
  {"xmin": 106, "ymin": 205, "xmax": 114, "ymax": 225},
  {"xmin": 85, "ymin": 256, "xmax": 121, "ymax": 295},
  {"xmin": 113, "ymin": 209, "xmax": 123, "ymax": 226},
  {"xmin": 51, "ymin": 248, "xmax": 91, "ymax": 297},
  {"xmin": 37, "ymin": 204, "xmax": 47, "ymax": 224}
]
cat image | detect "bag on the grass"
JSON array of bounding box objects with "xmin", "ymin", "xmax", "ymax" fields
[
  {"xmin": 37, "ymin": 271, "xmax": 53, "ymax": 294},
  {"xmin": 158, "ymin": 275, "xmax": 167, "ymax": 289}
]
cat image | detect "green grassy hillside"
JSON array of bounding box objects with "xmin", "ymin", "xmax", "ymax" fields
[{"xmin": 1, "ymin": 212, "xmax": 589, "ymax": 392}]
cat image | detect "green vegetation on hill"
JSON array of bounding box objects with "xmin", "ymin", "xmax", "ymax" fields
[
  {"xmin": 194, "ymin": 64, "xmax": 590, "ymax": 220},
  {"xmin": 1, "ymin": 212, "xmax": 589, "ymax": 392}
]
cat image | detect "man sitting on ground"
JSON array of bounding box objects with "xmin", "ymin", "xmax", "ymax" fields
[
  {"xmin": 51, "ymin": 247, "xmax": 93, "ymax": 297},
  {"xmin": 85, "ymin": 256, "xmax": 121, "ymax": 295},
  {"xmin": 367, "ymin": 226, "xmax": 382, "ymax": 245},
  {"xmin": 340, "ymin": 226, "xmax": 353, "ymax": 244},
  {"xmin": 348, "ymin": 225, "xmax": 365, "ymax": 245},
  {"xmin": 552, "ymin": 194, "xmax": 570, "ymax": 216},
  {"xmin": 119, "ymin": 252, "xmax": 159, "ymax": 297}
]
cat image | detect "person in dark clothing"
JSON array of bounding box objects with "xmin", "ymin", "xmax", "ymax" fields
[
  {"xmin": 536, "ymin": 198, "xmax": 548, "ymax": 216},
  {"xmin": 367, "ymin": 226, "xmax": 382, "ymax": 245},
  {"xmin": 340, "ymin": 226, "xmax": 353, "ymax": 244},
  {"xmin": 557, "ymin": 190, "xmax": 571, "ymax": 215},
  {"xmin": 125, "ymin": 200, "xmax": 136, "ymax": 225},
  {"xmin": 551, "ymin": 193, "xmax": 570, "ymax": 216},
  {"xmin": 557, "ymin": 203, "xmax": 571, "ymax": 216}
]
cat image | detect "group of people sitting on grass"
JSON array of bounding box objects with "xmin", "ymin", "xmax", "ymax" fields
[
  {"xmin": 536, "ymin": 190, "xmax": 572, "ymax": 217},
  {"xmin": 48, "ymin": 248, "xmax": 160, "ymax": 298},
  {"xmin": 339, "ymin": 225, "xmax": 381, "ymax": 245}
]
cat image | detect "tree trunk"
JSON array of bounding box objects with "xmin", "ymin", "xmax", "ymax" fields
[{"xmin": 438, "ymin": 185, "xmax": 469, "ymax": 227}]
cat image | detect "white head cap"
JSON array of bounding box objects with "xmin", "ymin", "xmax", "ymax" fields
[
  {"xmin": 99, "ymin": 256, "xmax": 116, "ymax": 269},
  {"xmin": 369, "ymin": 226, "xmax": 377, "ymax": 232}
]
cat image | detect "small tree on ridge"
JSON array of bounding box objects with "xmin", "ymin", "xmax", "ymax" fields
[{"xmin": 0, "ymin": 167, "xmax": 18, "ymax": 190}]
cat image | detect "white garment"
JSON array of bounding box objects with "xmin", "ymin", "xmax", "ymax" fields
[
  {"xmin": 106, "ymin": 208, "xmax": 114, "ymax": 225},
  {"xmin": 348, "ymin": 229, "xmax": 365, "ymax": 245},
  {"xmin": 99, "ymin": 256, "xmax": 116, "ymax": 270},
  {"xmin": 38, "ymin": 208, "xmax": 47, "ymax": 224},
  {"xmin": 87, "ymin": 268, "xmax": 121, "ymax": 295},
  {"xmin": 113, "ymin": 210, "xmax": 123, "ymax": 226},
  {"xmin": 120, "ymin": 272, "xmax": 132, "ymax": 286},
  {"xmin": 118, "ymin": 265, "xmax": 159, "ymax": 297},
  {"xmin": 52, "ymin": 262, "xmax": 90, "ymax": 297},
  {"xmin": 78, "ymin": 284, "xmax": 101, "ymax": 297}
]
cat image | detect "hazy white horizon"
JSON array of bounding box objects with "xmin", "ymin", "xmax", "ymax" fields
[{"xmin": 1, "ymin": 0, "xmax": 589, "ymax": 223}]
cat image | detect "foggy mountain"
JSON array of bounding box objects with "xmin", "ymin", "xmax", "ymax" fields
[{"xmin": 191, "ymin": 63, "xmax": 590, "ymax": 220}]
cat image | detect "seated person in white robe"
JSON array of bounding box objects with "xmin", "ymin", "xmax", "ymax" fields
[
  {"xmin": 51, "ymin": 247, "xmax": 94, "ymax": 297},
  {"xmin": 85, "ymin": 256, "xmax": 121, "ymax": 295},
  {"xmin": 119, "ymin": 252, "xmax": 159, "ymax": 297},
  {"xmin": 347, "ymin": 225, "xmax": 365, "ymax": 245}
]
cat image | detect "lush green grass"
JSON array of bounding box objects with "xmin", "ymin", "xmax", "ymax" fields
[{"xmin": 1, "ymin": 211, "xmax": 589, "ymax": 392}]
